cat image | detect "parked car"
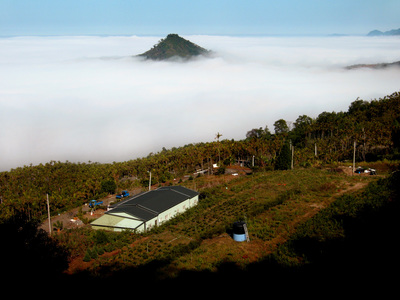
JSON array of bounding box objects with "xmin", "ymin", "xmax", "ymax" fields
[
  {"xmin": 354, "ymin": 167, "xmax": 376, "ymax": 175},
  {"xmin": 88, "ymin": 199, "xmax": 103, "ymax": 208},
  {"xmin": 116, "ymin": 190, "xmax": 130, "ymax": 199}
]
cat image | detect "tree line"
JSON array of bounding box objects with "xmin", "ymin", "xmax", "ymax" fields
[
  {"xmin": 1, "ymin": 91, "xmax": 399, "ymax": 221},
  {"xmin": 247, "ymin": 92, "xmax": 400, "ymax": 164}
]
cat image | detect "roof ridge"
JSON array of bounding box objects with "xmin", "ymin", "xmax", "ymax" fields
[
  {"xmin": 111, "ymin": 190, "xmax": 151, "ymax": 208},
  {"xmin": 158, "ymin": 185, "xmax": 198, "ymax": 197},
  {"xmin": 170, "ymin": 188, "xmax": 192, "ymax": 198},
  {"xmin": 136, "ymin": 203, "xmax": 159, "ymax": 215}
]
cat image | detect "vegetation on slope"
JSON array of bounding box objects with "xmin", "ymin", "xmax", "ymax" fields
[
  {"xmin": 270, "ymin": 169, "xmax": 400, "ymax": 285},
  {"xmin": 57, "ymin": 168, "xmax": 376, "ymax": 274},
  {"xmin": 138, "ymin": 33, "xmax": 210, "ymax": 60},
  {"xmin": 1, "ymin": 91, "xmax": 400, "ymax": 289},
  {"xmin": 3, "ymin": 165, "xmax": 398, "ymax": 288},
  {"xmin": 1, "ymin": 91, "xmax": 399, "ymax": 222}
]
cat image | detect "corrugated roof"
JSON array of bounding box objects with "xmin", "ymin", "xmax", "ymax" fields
[
  {"xmin": 157, "ymin": 185, "xmax": 199, "ymax": 198},
  {"xmin": 108, "ymin": 205, "xmax": 157, "ymax": 222},
  {"xmin": 106, "ymin": 186, "xmax": 198, "ymax": 222}
]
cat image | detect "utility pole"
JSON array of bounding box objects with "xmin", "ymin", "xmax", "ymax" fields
[
  {"xmin": 215, "ymin": 132, "xmax": 222, "ymax": 166},
  {"xmin": 47, "ymin": 193, "xmax": 51, "ymax": 235},
  {"xmin": 148, "ymin": 171, "xmax": 152, "ymax": 191},
  {"xmin": 315, "ymin": 142, "xmax": 317, "ymax": 158},
  {"xmin": 291, "ymin": 145, "xmax": 294, "ymax": 170},
  {"xmin": 353, "ymin": 141, "xmax": 356, "ymax": 175}
]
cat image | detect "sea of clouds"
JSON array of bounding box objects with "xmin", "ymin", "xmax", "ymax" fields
[{"xmin": 0, "ymin": 35, "xmax": 399, "ymax": 171}]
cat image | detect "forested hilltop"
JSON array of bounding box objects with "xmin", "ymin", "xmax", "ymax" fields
[
  {"xmin": 1, "ymin": 92, "xmax": 399, "ymax": 221},
  {"xmin": 137, "ymin": 33, "xmax": 210, "ymax": 60}
]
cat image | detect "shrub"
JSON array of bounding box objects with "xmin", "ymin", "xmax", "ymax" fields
[
  {"xmin": 83, "ymin": 249, "xmax": 92, "ymax": 262},
  {"xmin": 275, "ymin": 143, "xmax": 291, "ymax": 170},
  {"xmin": 215, "ymin": 166, "xmax": 226, "ymax": 175},
  {"xmin": 90, "ymin": 247, "xmax": 98, "ymax": 259},
  {"xmin": 101, "ymin": 179, "xmax": 117, "ymax": 194},
  {"xmin": 91, "ymin": 230, "xmax": 109, "ymax": 245}
]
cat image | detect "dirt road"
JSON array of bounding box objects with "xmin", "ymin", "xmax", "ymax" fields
[{"xmin": 40, "ymin": 188, "xmax": 143, "ymax": 233}]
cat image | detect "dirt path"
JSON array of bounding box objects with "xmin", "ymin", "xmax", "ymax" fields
[
  {"xmin": 39, "ymin": 198, "xmax": 109, "ymax": 233},
  {"xmin": 41, "ymin": 174, "xmax": 241, "ymax": 233},
  {"xmin": 171, "ymin": 179, "xmax": 371, "ymax": 271},
  {"xmin": 40, "ymin": 188, "xmax": 143, "ymax": 233}
]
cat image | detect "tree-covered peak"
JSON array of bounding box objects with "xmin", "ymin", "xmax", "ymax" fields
[{"xmin": 138, "ymin": 33, "xmax": 211, "ymax": 61}]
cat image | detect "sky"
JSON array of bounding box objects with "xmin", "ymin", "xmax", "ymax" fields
[{"xmin": 1, "ymin": 0, "xmax": 399, "ymax": 36}]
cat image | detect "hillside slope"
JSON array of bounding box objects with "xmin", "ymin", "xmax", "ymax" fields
[
  {"xmin": 59, "ymin": 167, "xmax": 400, "ymax": 294},
  {"xmin": 1, "ymin": 92, "xmax": 399, "ymax": 223},
  {"xmin": 64, "ymin": 168, "xmax": 377, "ymax": 276}
]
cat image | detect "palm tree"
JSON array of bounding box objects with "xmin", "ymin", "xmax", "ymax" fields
[{"xmin": 215, "ymin": 132, "xmax": 222, "ymax": 166}]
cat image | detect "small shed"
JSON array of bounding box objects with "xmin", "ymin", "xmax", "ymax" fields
[
  {"xmin": 225, "ymin": 165, "xmax": 253, "ymax": 175},
  {"xmin": 91, "ymin": 186, "xmax": 199, "ymax": 233}
]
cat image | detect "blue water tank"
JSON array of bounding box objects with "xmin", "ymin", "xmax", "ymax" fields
[{"xmin": 233, "ymin": 221, "xmax": 247, "ymax": 242}]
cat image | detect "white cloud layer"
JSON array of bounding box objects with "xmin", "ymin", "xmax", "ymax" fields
[{"xmin": 0, "ymin": 35, "xmax": 399, "ymax": 170}]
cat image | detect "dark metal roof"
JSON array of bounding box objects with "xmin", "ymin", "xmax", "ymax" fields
[
  {"xmin": 157, "ymin": 185, "xmax": 199, "ymax": 198},
  {"xmin": 107, "ymin": 186, "xmax": 199, "ymax": 222}
]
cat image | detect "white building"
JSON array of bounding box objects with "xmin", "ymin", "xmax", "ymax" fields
[{"xmin": 91, "ymin": 186, "xmax": 199, "ymax": 233}]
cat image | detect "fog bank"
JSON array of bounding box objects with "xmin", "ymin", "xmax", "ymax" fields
[{"xmin": 0, "ymin": 35, "xmax": 399, "ymax": 171}]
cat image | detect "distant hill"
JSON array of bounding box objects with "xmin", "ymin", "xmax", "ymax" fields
[
  {"xmin": 137, "ymin": 34, "xmax": 211, "ymax": 61},
  {"xmin": 367, "ymin": 28, "xmax": 400, "ymax": 36},
  {"xmin": 346, "ymin": 61, "xmax": 400, "ymax": 70}
]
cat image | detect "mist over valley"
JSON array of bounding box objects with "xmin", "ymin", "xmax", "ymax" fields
[{"xmin": 1, "ymin": 34, "xmax": 399, "ymax": 171}]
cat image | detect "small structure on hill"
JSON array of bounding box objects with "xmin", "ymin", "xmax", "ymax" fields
[
  {"xmin": 90, "ymin": 186, "xmax": 199, "ymax": 233},
  {"xmin": 225, "ymin": 165, "xmax": 253, "ymax": 176},
  {"xmin": 232, "ymin": 221, "xmax": 250, "ymax": 242}
]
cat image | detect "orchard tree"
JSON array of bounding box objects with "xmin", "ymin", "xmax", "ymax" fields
[{"xmin": 275, "ymin": 143, "xmax": 291, "ymax": 170}]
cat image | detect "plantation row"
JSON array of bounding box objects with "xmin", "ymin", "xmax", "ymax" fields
[
  {"xmin": 58, "ymin": 167, "xmax": 378, "ymax": 276},
  {"xmin": 4, "ymin": 165, "xmax": 397, "ymax": 284},
  {"xmin": 272, "ymin": 168, "xmax": 400, "ymax": 273}
]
